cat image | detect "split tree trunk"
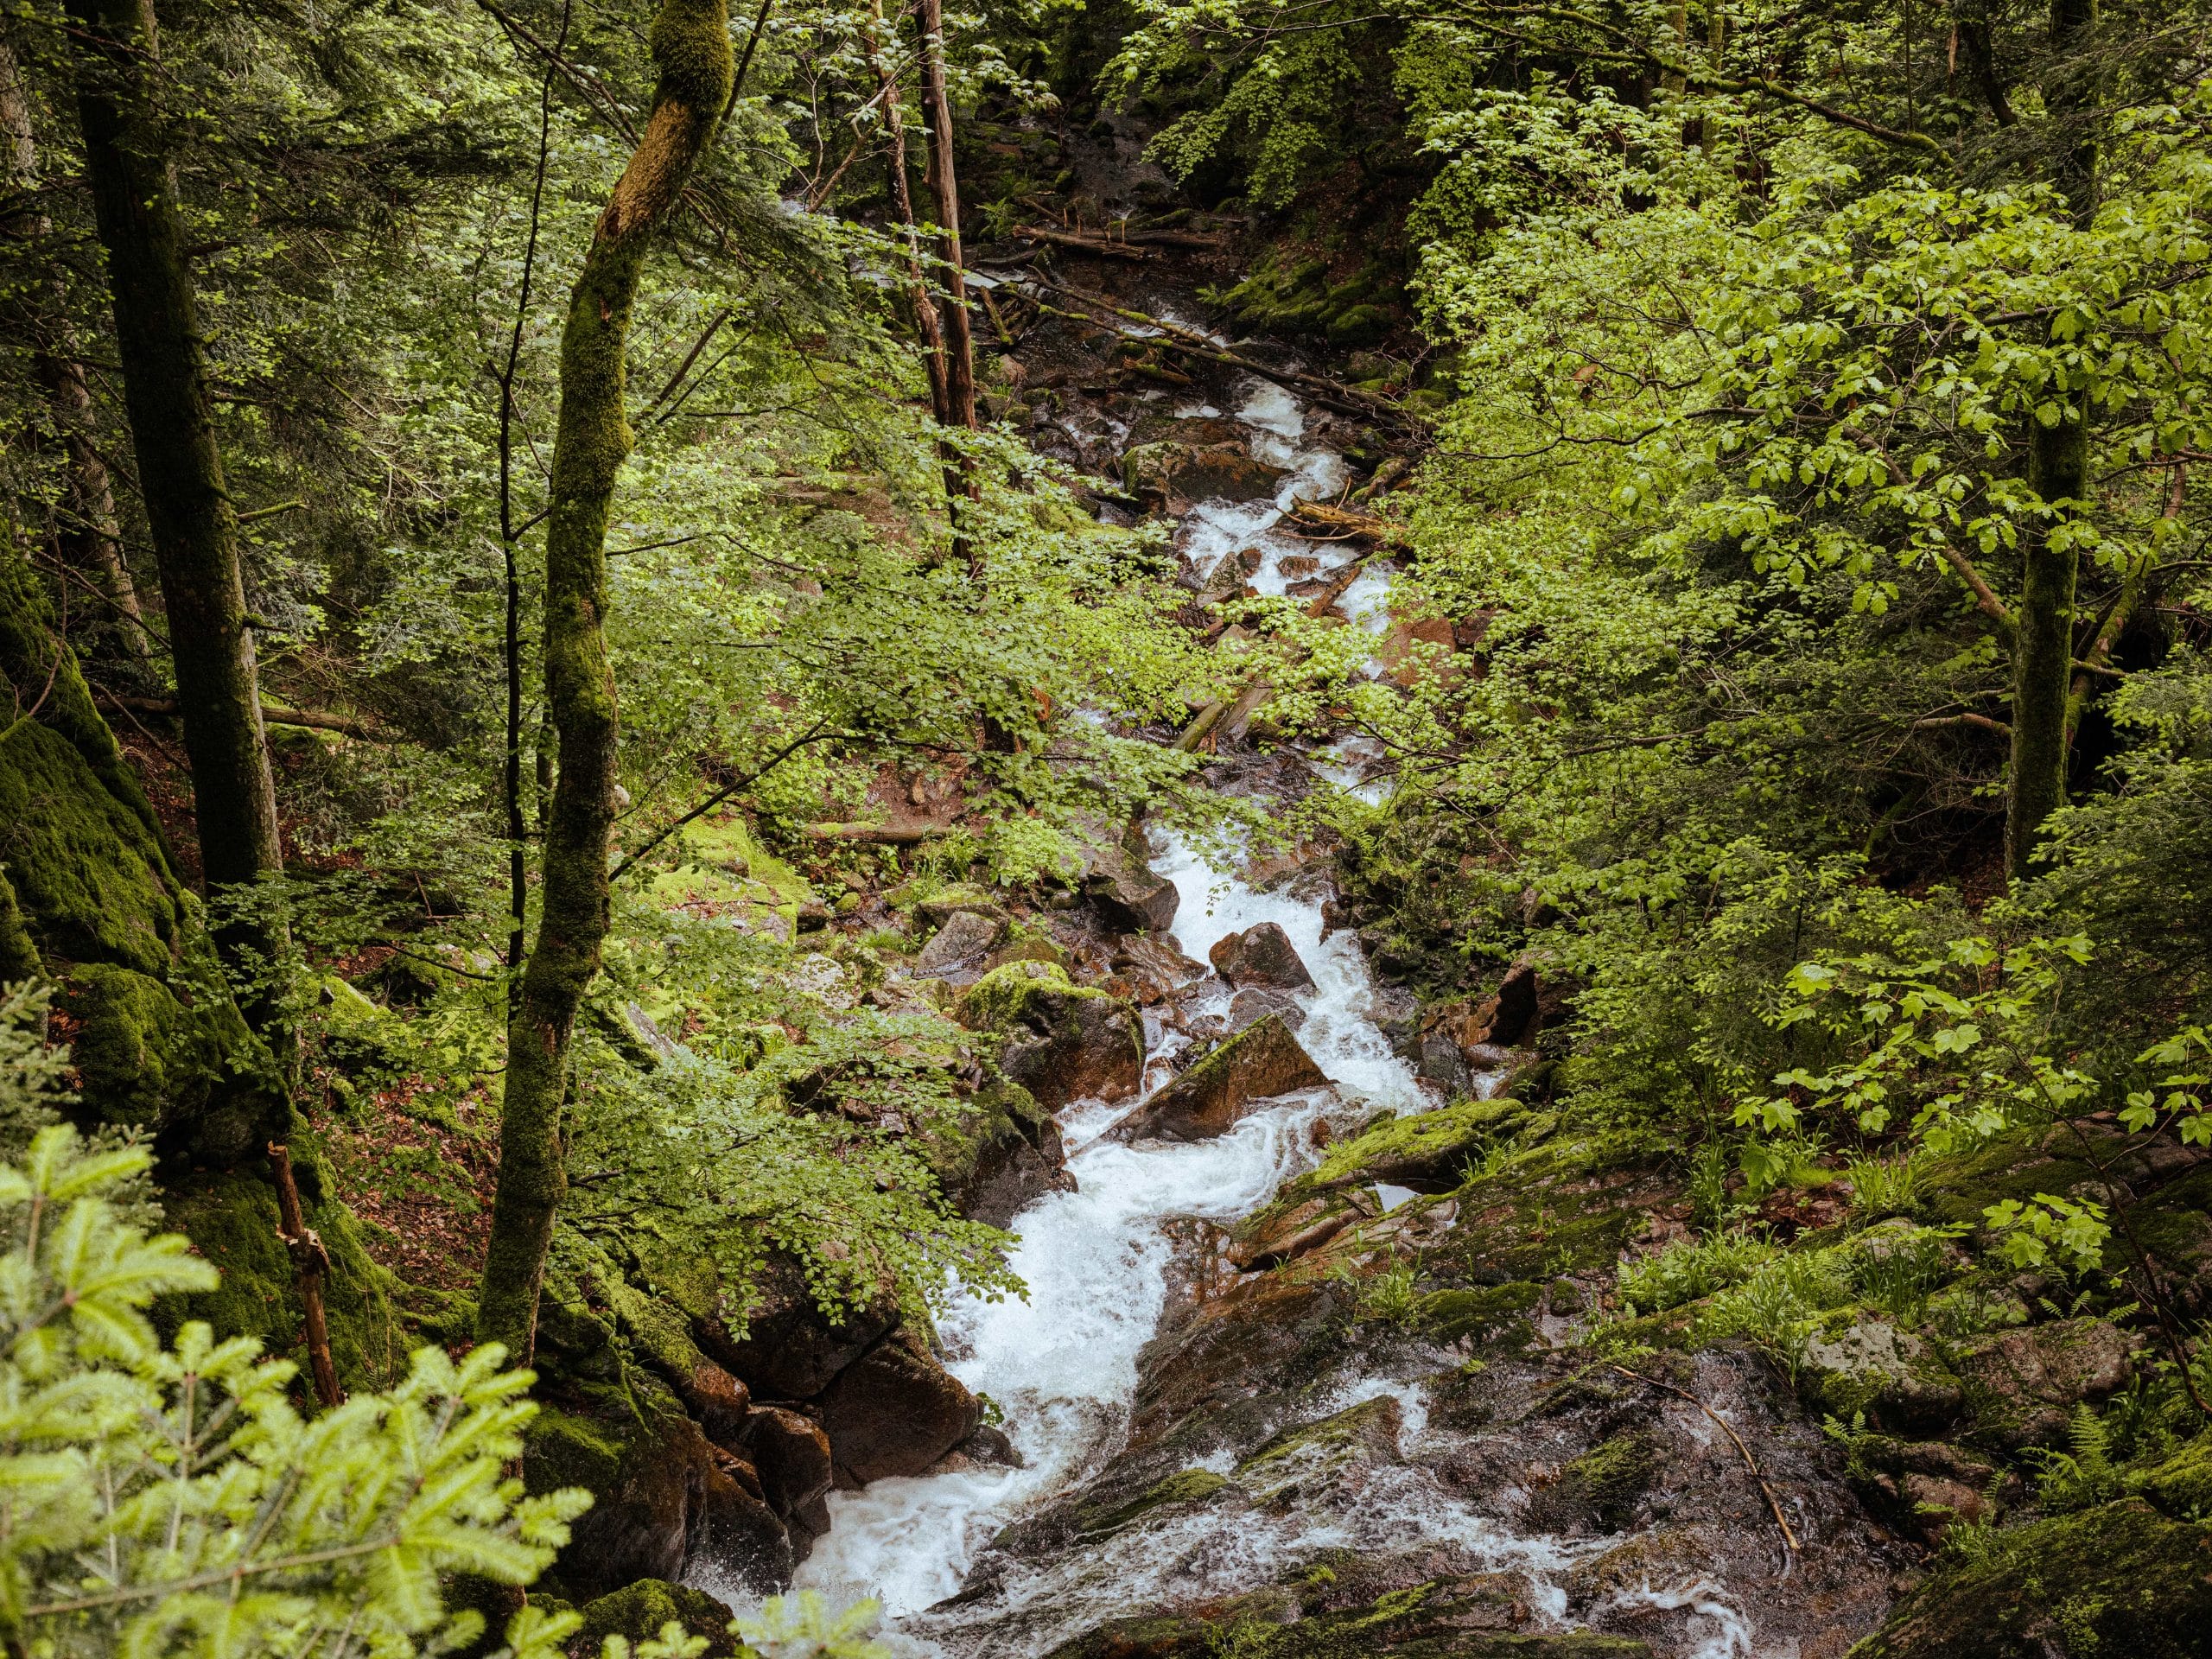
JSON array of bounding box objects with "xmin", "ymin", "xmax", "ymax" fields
[
  {"xmin": 64, "ymin": 0, "xmax": 283, "ymax": 895},
  {"xmin": 475, "ymin": 0, "xmax": 734, "ymax": 1362}
]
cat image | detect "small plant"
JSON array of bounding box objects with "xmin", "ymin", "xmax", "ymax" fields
[
  {"xmin": 1697, "ymin": 1249, "xmax": 1849, "ymax": 1370},
  {"xmin": 1843, "ymin": 1151, "xmax": 1921, "ymax": 1219},
  {"xmin": 1614, "ymin": 1231, "xmax": 1772, "ymax": 1316},
  {"xmin": 2031, "ymin": 1405, "xmax": 2123, "ymax": 1512},
  {"xmin": 1333, "ymin": 1250, "xmax": 1422, "ymax": 1324},
  {"xmin": 1687, "ymin": 1138, "xmax": 1735, "ymax": 1232},
  {"xmin": 1850, "ymin": 1226, "xmax": 1956, "ymax": 1324}
]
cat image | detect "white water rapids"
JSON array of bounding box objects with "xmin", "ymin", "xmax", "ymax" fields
[
  {"xmin": 762, "ymin": 372, "xmax": 1766, "ymax": 1659},
  {"xmin": 790, "ymin": 831, "xmax": 1431, "ymax": 1620}
]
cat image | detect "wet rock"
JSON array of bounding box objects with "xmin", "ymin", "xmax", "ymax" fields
[
  {"xmin": 1950, "ymin": 1316, "xmax": 2133, "ymax": 1448},
  {"xmin": 1123, "ymin": 439, "xmax": 1287, "ymax": 505},
  {"xmin": 692, "ymin": 1451, "xmax": 795, "ymax": 1592},
  {"xmin": 917, "ymin": 908, "xmax": 1007, "ymax": 976},
  {"xmin": 1524, "ymin": 1432, "xmax": 1660, "ymax": 1534},
  {"xmin": 1416, "ymin": 963, "xmax": 1543, "ymax": 1095},
  {"xmin": 931, "ymin": 1076, "xmax": 1073, "ymax": 1227},
  {"xmin": 959, "ymin": 960, "xmax": 1144, "ymax": 1109},
  {"xmin": 1113, "ymin": 1014, "xmax": 1328, "ymax": 1140},
  {"xmin": 1854, "ymin": 1500, "xmax": 2212, "ymax": 1659},
  {"xmin": 569, "ymin": 1580, "xmax": 741, "ymax": 1658},
  {"xmin": 1307, "ymin": 1096, "xmax": 1529, "ymax": 1192},
  {"xmin": 818, "ymin": 1329, "xmax": 984, "ymax": 1485},
  {"xmin": 1111, "ymin": 935, "xmax": 1206, "ymax": 1005},
  {"xmin": 1228, "ymin": 986, "xmax": 1306, "ymax": 1033},
  {"xmin": 1209, "ymin": 921, "xmax": 1314, "ymax": 989},
  {"xmin": 1082, "ymin": 839, "xmax": 1179, "ymax": 933},
  {"xmin": 745, "ymin": 1405, "xmax": 834, "ymax": 1522},
  {"xmin": 529, "ymin": 1369, "xmax": 791, "ymax": 1601},
  {"xmin": 1227, "ymin": 1192, "xmax": 1357, "ymax": 1270},
  {"xmin": 702, "ymin": 1251, "xmax": 897, "ymax": 1400},
  {"xmin": 1236, "ymin": 1394, "xmax": 1404, "ymax": 1506},
  {"xmin": 1799, "ymin": 1320, "xmax": 1964, "ymax": 1435}
]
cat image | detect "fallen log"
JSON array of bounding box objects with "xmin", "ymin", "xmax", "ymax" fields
[
  {"xmin": 1287, "ymin": 498, "xmax": 1408, "ymax": 548},
  {"xmin": 100, "ymin": 690, "xmax": 394, "ymax": 741},
  {"xmin": 803, "ymin": 819, "xmax": 956, "ymax": 845}
]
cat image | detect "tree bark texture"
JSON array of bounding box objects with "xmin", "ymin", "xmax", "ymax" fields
[
  {"xmin": 475, "ymin": 0, "xmax": 733, "ymax": 1362},
  {"xmin": 2007, "ymin": 411, "xmax": 2085, "ymax": 879},
  {"xmin": 915, "ymin": 0, "xmax": 976, "ymax": 435},
  {"xmin": 64, "ymin": 0, "xmax": 283, "ymax": 891}
]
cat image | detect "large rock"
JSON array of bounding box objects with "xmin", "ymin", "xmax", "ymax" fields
[
  {"xmin": 961, "ymin": 960, "xmax": 1145, "ymax": 1109},
  {"xmin": 1111, "ymin": 935, "xmax": 1206, "ymax": 1005},
  {"xmin": 746, "ymin": 1406, "xmax": 834, "ymax": 1522},
  {"xmin": 1209, "ymin": 922, "xmax": 1314, "ymax": 990},
  {"xmin": 528, "ymin": 1369, "xmax": 791, "ymax": 1600},
  {"xmin": 1853, "ymin": 1500, "xmax": 2212, "ymax": 1658},
  {"xmin": 917, "ymin": 907, "xmax": 1007, "ymax": 976},
  {"xmin": 1083, "ymin": 839, "xmax": 1179, "ymax": 934},
  {"xmin": 700, "ymin": 1250, "xmax": 899, "ymax": 1400},
  {"xmin": 1122, "ymin": 440, "xmax": 1287, "ymax": 506},
  {"xmin": 1114, "ymin": 1014, "xmax": 1327, "ymax": 1141},
  {"xmin": 817, "ymin": 1330, "xmax": 983, "ymax": 1485},
  {"xmin": 1952, "ymin": 1316, "xmax": 2134, "ymax": 1448},
  {"xmin": 569, "ymin": 1580, "xmax": 741, "ymax": 1658},
  {"xmin": 1800, "ymin": 1320, "xmax": 1964, "ymax": 1435},
  {"xmin": 931, "ymin": 1076, "xmax": 1074, "ymax": 1226}
]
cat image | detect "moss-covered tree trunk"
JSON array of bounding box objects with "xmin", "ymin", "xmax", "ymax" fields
[
  {"xmin": 2007, "ymin": 415, "xmax": 2085, "ymax": 878},
  {"xmin": 2004, "ymin": 0, "xmax": 2100, "ymax": 880},
  {"xmin": 63, "ymin": 0, "xmax": 283, "ymax": 894},
  {"xmin": 475, "ymin": 0, "xmax": 734, "ymax": 1361}
]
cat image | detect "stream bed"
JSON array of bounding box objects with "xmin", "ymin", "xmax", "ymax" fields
[{"xmin": 773, "ymin": 298, "xmax": 1897, "ymax": 1659}]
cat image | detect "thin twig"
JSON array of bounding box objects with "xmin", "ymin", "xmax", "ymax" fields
[{"xmin": 1609, "ymin": 1363, "xmax": 1799, "ymax": 1553}]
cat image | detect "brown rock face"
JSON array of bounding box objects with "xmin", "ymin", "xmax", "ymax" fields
[
  {"xmin": 746, "ymin": 1405, "xmax": 834, "ymax": 1522},
  {"xmin": 1115, "ymin": 1014, "xmax": 1329, "ymax": 1141},
  {"xmin": 818, "ymin": 1330, "xmax": 984, "ymax": 1485},
  {"xmin": 702, "ymin": 1253, "xmax": 898, "ymax": 1400},
  {"xmin": 1416, "ymin": 961, "xmax": 1543, "ymax": 1096},
  {"xmin": 1112, "ymin": 936, "xmax": 1206, "ymax": 1005},
  {"xmin": 692, "ymin": 1451, "xmax": 794, "ymax": 1592},
  {"xmin": 1209, "ymin": 922, "xmax": 1314, "ymax": 990},
  {"xmin": 917, "ymin": 907, "xmax": 1007, "ymax": 976}
]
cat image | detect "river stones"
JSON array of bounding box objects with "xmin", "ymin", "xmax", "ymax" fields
[
  {"xmin": 930, "ymin": 1075, "xmax": 1074, "ymax": 1227},
  {"xmin": 1122, "ymin": 438, "xmax": 1287, "ymax": 506},
  {"xmin": 817, "ymin": 1329, "xmax": 984, "ymax": 1485},
  {"xmin": 1113, "ymin": 1014, "xmax": 1327, "ymax": 1140},
  {"xmin": 917, "ymin": 907, "xmax": 1007, "ymax": 976},
  {"xmin": 1209, "ymin": 920, "xmax": 1314, "ymax": 989},
  {"xmin": 1111, "ymin": 935, "xmax": 1206, "ymax": 1004},
  {"xmin": 959, "ymin": 960, "xmax": 1144, "ymax": 1109},
  {"xmin": 1228, "ymin": 986, "xmax": 1306, "ymax": 1033}
]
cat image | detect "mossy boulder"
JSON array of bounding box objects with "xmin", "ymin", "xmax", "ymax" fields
[
  {"xmin": 1852, "ymin": 1500, "xmax": 2212, "ymax": 1658},
  {"xmin": 63, "ymin": 959, "xmax": 285, "ymax": 1162},
  {"xmin": 2143, "ymin": 1433, "xmax": 2212, "ymax": 1521},
  {"xmin": 960, "ymin": 960, "xmax": 1143, "ymax": 1109},
  {"xmin": 569, "ymin": 1580, "xmax": 739, "ymax": 1658},
  {"xmin": 1950, "ymin": 1318, "xmax": 2134, "ymax": 1450},
  {"xmin": 1304, "ymin": 1096, "xmax": 1527, "ymax": 1194},
  {"xmin": 0, "ymin": 720, "xmax": 177, "ymax": 974},
  {"xmin": 1798, "ymin": 1320, "xmax": 1964, "ymax": 1436},
  {"xmin": 156, "ymin": 1147, "xmax": 405, "ymax": 1391},
  {"xmin": 926, "ymin": 1075, "xmax": 1070, "ymax": 1227},
  {"xmin": 1116, "ymin": 1014, "xmax": 1326, "ymax": 1141},
  {"xmin": 1417, "ymin": 1281, "xmax": 1540, "ymax": 1346},
  {"xmin": 1071, "ymin": 1467, "xmax": 1229, "ymax": 1540}
]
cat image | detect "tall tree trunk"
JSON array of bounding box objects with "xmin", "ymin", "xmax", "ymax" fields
[
  {"xmin": 2008, "ymin": 414, "xmax": 2084, "ymax": 878},
  {"xmin": 2004, "ymin": 0, "xmax": 2100, "ymax": 880},
  {"xmin": 475, "ymin": 0, "xmax": 733, "ymax": 1362},
  {"xmin": 874, "ymin": 10, "xmax": 952, "ymax": 427},
  {"xmin": 0, "ymin": 36, "xmax": 146, "ymax": 658},
  {"xmin": 63, "ymin": 0, "xmax": 283, "ymax": 895},
  {"xmin": 915, "ymin": 0, "xmax": 976, "ymax": 435}
]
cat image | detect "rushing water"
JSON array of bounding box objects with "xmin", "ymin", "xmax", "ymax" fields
[
  {"xmin": 791, "ymin": 823, "xmax": 1431, "ymax": 1620},
  {"xmin": 774, "ymin": 368, "xmax": 1778, "ymax": 1659}
]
